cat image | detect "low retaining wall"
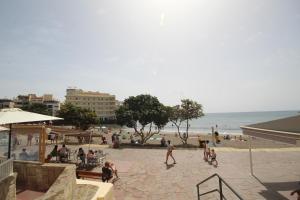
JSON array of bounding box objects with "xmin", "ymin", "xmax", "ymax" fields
[
  {"xmin": 14, "ymin": 161, "xmax": 65, "ymax": 192},
  {"xmin": 0, "ymin": 173, "xmax": 17, "ymax": 200},
  {"xmin": 13, "ymin": 161, "xmax": 80, "ymax": 200},
  {"xmin": 38, "ymin": 164, "xmax": 77, "ymax": 200}
]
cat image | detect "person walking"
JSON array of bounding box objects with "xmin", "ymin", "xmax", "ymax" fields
[{"xmin": 165, "ymin": 140, "xmax": 176, "ymax": 165}]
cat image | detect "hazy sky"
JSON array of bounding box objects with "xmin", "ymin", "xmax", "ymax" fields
[{"xmin": 0, "ymin": 0, "xmax": 299, "ymax": 113}]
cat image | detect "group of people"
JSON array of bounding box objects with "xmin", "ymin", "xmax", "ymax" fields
[
  {"xmin": 77, "ymin": 148, "xmax": 99, "ymax": 166},
  {"xmin": 164, "ymin": 138, "xmax": 218, "ymax": 167},
  {"xmin": 203, "ymin": 141, "xmax": 218, "ymax": 167},
  {"xmin": 46, "ymin": 144, "xmax": 69, "ymax": 162}
]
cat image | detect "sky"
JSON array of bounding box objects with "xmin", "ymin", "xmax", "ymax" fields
[{"xmin": 0, "ymin": 0, "xmax": 300, "ymax": 113}]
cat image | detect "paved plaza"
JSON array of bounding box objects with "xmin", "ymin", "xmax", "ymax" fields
[
  {"xmin": 44, "ymin": 144, "xmax": 300, "ymax": 200},
  {"xmin": 104, "ymin": 147, "xmax": 300, "ymax": 200}
]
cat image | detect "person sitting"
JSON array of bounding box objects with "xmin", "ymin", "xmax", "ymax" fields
[
  {"xmin": 46, "ymin": 145, "xmax": 58, "ymax": 161},
  {"xmin": 19, "ymin": 148, "xmax": 29, "ymax": 160},
  {"xmin": 87, "ymin": 150, "xmax": 96, "ymax": 165},
  {"xmin": 58, "ymin": 144, "xmax": 69, "ymax": 162},
  {"xmin": 102, "ymin": 162, "xmax": 113, "ymax": 182},
  {"xmin": 77, "ymin": 148, "xmax": 86, "ymax": 165},
  {"xmin": 107, "ymin": 161, "xmax": 119, "ymax": 178},
  {"xmin": 101, "ymin": 136, "xmax": 107, "ymax": 144},
  {"xmin": 210, "ymin": 149, "xmax": 218, "ymax": 167}
]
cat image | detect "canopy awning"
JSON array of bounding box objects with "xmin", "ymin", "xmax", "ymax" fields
[
  {"xmin": 0, "ymin": 126, "xmax": 9, "ymax": 131},
  {"xmin": 0, "ymin": 108, "xmax": 63, "ymax": 160},
  {"xmin": 0, "ymin": 108, "xmax": 62, "ymax": 125}
]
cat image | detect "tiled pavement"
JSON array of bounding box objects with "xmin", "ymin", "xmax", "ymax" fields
[
  {"xmin": 103, "ymin": 147, "xmax": 300, "ymax": 200},
  {"xmin": 44, "ymin": 145, "xmax": 300, "ymax": 200}
]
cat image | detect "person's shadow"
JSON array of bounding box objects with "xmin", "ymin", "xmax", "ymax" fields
[{"xmin": 165, "ymin": 163, "xmax": 175, "ymax": 170}]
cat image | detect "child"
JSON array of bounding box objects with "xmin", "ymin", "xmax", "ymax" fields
[
  {"xmin": 210, "ymin": 149, "xmax": 218, "ymax": 167},
  {"xmin": 206, "ymin": 147, "xmax": 211, "ymax": 162}
]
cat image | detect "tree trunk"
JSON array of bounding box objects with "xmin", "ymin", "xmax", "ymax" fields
[
  {"xmin": 141, "ymin": 134, "xmax": 145, "ymax": 144},
  {"xmin": 184, "ymin": 119, "xmax": 189, "ymax": 145}
]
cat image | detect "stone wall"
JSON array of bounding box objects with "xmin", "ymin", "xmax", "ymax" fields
[
  {"xmin": 0, "ymin": 173, "xmax": 17, "ymax": 200},
  {"xmin": 38, "ymin": 164, "xmax": 77, "ymax": 200},
  {"xmin": 13, "ymin": 161, "xmax": 64, "ymax": 192}
]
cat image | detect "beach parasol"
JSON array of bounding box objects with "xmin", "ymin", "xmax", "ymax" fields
[
  {"xmin": 0, "ymin": 126, "xmax": 9, "ymax": 131},
  {"xmin": 0, "ymin": 108, "xmax": 62, "ymax": 159}
]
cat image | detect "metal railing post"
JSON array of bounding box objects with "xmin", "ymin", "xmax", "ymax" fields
[
  {"xmin": 196, "ymin": 173, "xmax": 243, "ymax": 200},
  {"xmin": 219, "ymin": 178, "xmax": 223, "ymax": 200},
  {"xmin": 197, "ymin": 185, "xmax": 200, "ymax": 200}
]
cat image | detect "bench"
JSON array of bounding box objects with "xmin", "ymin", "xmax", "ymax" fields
[{"xmin": 76, "ymin": 170, "xmax": 102, "ymax": 180}]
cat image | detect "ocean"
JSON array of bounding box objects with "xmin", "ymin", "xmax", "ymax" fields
[{"xmin": 160, "ymin": 110, "xmax": 299, "ymax": 135}]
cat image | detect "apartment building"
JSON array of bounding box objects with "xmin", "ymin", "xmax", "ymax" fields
[
  {"xmin": 65, "ymin": 88, "xmax": 117, "ymax": 119},
  {"xmin": 13, "ymin": 94, "xmax": 60, "ymax": 116},
  {"xmin": 0, "ymin": 99, "xmax": 15, "ymax": 109},
  {"xmin": 44, "ymin": 100, "xmax": 61, "ymax": 116}
]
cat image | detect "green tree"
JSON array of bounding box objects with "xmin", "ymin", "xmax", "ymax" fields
[
  {"xmin": 57, "ymin": 103, "xmax": 98, "ymax": 130},
  {"xmin": 80, "ymin": 108, "xmax": 99, "ymax": 130},
  {"xmin": 116, "ymin": 94, "xmax": 169, "ymax": 144},
  {"xmin": 169, "ymin": 99, "xmax": 204, "ymax": 144},
  {"xmin": 22, "ymin": 103, "xmax": 51, "ymax": 115}
]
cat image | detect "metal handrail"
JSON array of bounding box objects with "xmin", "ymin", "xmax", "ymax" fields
[
  {"xmin": 0, "ymin": 158, "xmax": 14, "ymax": 182},
  {"xmin": 196, "ymin": 173, "xmax": 243, "ymax": 200}
]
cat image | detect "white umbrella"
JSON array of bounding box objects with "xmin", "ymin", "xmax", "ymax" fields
[
  {"xmin": 0, "ymin": 108, "xmax": 62, "ymax": 124},
  {"xmin": 0, "ymin": 108, "xmax": 63, "ymax": 158},
  {"xmin": 0, "ymin": 126, "xmax": 9, "ymax": 131}
]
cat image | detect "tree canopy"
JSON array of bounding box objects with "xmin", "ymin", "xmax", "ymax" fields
[
  {"xmin": 169, "ymin": 99, "xmax": 204, "ymax": 144},
  {"xmin": 22, "ymin": 103, "xmax": 51, "ymax": 115},
  {"xmin": 57, "ymin": 103, "xmax": 98, "ymax": 130},
  {"xmin": 116, "ymin": 94, "xmax": 169, "ymax": 144}
]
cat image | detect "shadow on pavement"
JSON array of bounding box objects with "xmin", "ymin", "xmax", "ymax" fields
[
  {"xmin": 166, "ymin": 163, "xmax": 175, "ymax": 170},
  {"xmin": 254, "ymin": 175, "xmax": 299, "ymax": 200}
]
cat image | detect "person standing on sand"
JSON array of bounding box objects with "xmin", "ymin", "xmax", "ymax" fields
[
  {"xmin": 165, "ymin": 140, "xmax": 176, "ymax": 165},
  {"xmin": 211, "ymin": 126, "xmax": 215, "ymax": 146}
]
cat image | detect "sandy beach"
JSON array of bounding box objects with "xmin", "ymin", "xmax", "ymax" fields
[{"xmin": 60, "ymin": 127, "xmax": 296, "ymax": 149}]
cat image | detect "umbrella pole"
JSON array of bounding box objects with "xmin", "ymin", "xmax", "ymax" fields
[
  {"xmin": 8, "ymin": 124, "xmax": 12, "ymax": 159},
  {"xmin": 249, "ymin": 135, "xmax": 254, "ymax": 176}
]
